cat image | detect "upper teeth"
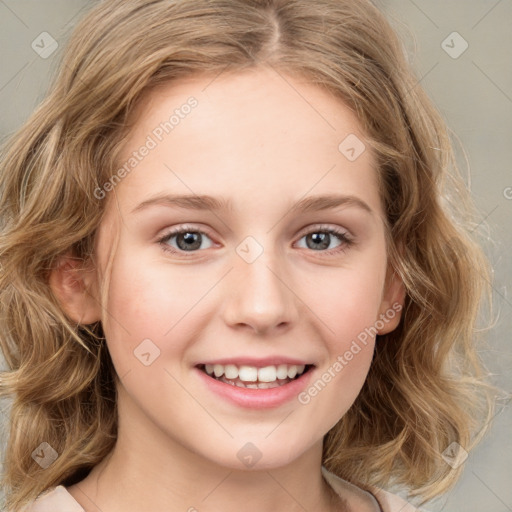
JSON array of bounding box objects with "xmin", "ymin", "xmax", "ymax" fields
[{"xmin": 204, "ymin": 364, "xmax": 306, "ymax": 382}]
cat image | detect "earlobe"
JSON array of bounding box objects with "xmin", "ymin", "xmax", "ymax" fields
[
  {"xmin": 48, "ymin": 253, "xmax": 102, "ymax": 325},
  {"xmin": 377, "ymin": 266, "xmax": 406, "ymax": 335}
]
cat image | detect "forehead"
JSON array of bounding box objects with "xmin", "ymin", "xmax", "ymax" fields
[{"xmin": 110, "ymin": 66, "xmax": 381, "ymax": 218}]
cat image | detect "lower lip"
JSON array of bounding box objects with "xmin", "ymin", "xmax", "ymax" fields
[{"xmin": 195, "ymin": 367, "xmax": 314, "ymax": 409}]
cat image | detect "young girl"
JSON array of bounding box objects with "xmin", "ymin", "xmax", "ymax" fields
[{"xmin": 0, "ymin": 0, "xmax": 494, "ymax": 511}]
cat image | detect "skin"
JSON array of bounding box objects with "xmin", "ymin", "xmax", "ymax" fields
[{"xmin": 51, "ymin": 66, "xmax": 404, "ymax": 512}]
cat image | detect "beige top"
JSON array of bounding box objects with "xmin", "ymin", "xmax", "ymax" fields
[{"xmin": 21, "ymin": 467, "xmax": 422, "ymax": 512}]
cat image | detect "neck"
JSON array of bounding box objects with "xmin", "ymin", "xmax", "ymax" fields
[
  {"xmin": 70, "ymin": 440, "xmax": 339, "ymax": 512},
  {"xmin": 67, "ymin": 387, "xmax": 342, "ymax": 512}
]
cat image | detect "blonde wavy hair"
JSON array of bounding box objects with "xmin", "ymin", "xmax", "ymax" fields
[{"xmin": 0, "ymin": 0, "xmax": 494, "ymax": 510}]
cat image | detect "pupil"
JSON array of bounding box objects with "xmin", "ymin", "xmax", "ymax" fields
[
  {"xmin": 177, "ymin": 232, "xmax": 201, "ymax": 250},
  {"xmin": 307, "ymin": 232, "xmax": 329, "ymax": 250}
]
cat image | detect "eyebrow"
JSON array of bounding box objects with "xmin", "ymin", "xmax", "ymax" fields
[{"xmin": 131, "ymin": 193, "xmax": 373, "ymax": 215}]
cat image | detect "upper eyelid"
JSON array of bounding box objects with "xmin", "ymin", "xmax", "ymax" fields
[
  {"xmin": 159, "ymin": 223, "xmax": 351, "ymax": 237},
  {"xmin": 159, "ymin": 224, "xmax": 213, "ymax": 240},
  {"xmin": 296, "ymin": 223, "xmax": 351, "ymax": 236}
]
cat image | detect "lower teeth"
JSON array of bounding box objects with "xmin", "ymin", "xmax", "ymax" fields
[{"xmin": 216, "ymin": 374, "xmax": 294, "ymax": 389}]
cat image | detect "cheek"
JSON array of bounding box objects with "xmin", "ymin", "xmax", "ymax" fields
[
  {"xmin": 304, "ymin": 260, "xmax": 386, "ymax": 347},
  {"xmin": 100, "ymin": 249, "xmax": 211, "ymax": 373},
  {"xmin": 296, "ymin": 260, "xmax": 386, "ymax": 414}
]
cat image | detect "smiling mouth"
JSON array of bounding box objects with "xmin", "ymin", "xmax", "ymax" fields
[{"xmin": 197, "ymin": 363, "xmax": 314, "ymax": 389}]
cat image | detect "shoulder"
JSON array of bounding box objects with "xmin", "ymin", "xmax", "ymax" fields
[
  {"xmin": 368, "ymin": 485, "xmax": 422, "ymax": 512},
  {"xmin": 20, "ymin": 486, "xmax": 84, "ymax": 512},
  {"xmin": 322, "ymin": 466, "xmax": 425, "ymax": 512}
]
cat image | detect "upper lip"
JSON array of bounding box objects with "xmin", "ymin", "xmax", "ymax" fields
[{"xmin": 195, "ymin": 357, "xmax": 314, "ymax": 368}]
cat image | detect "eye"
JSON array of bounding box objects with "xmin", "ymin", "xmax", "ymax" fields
[
  {"xmin": 158, "ymin": 226, "xmax": 214, "ymax": 254},
  {"xmin": 157, "ymin": 224, "xmax": 353, "ymax": 257},
  {"xmin": 295, "ymin": 226, "xmax": 353, "ymax": 254}
]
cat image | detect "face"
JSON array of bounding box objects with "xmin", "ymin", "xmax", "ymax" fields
[{"xmin": 88, "ymin": 66, "xmax": 403, "ymax": 470}]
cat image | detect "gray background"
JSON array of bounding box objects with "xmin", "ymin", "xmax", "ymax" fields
[{"xmin": 0, "ymin": 1, "xmax": 510, "ymax": 511}]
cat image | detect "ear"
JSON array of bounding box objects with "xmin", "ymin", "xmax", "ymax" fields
[
  {"xmin": 376, "ymin": 265, "xmax": 406, "ymax": 335},
  {"xmin": 48, "ymin": 252, "xmax": 102, "ymax": 325}
]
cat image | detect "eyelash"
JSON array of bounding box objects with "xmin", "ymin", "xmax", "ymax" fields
[{"xmin": 157, "ymin": 224, "xmax": 354, "ymax": 257}]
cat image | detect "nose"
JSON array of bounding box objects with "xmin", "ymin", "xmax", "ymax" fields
[{"xmin": 220, "ymin": 246, "xmax": 299, "ymax": 336}]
